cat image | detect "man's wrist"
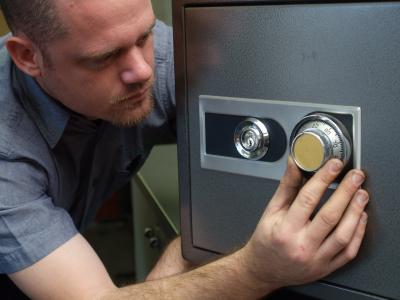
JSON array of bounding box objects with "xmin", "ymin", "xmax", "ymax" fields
[{"xmin": 234, "ymin": 245, "xmax": 281, "ymax": 296}]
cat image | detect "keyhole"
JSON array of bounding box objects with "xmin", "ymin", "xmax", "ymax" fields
[
  {"xmin": 242, "ymin": 130, "xmax": 258, "ymax": 151},
  {"xmin": 247, "ymin": 138, "xmax": 254, "ymax": 148}
]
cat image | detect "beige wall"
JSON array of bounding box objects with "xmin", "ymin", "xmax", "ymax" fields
[
  {"xmin": 151, "ymin": 0, "xmax": 172, "ymax": 26},
  {"xmin": 0, "ymin": 11, "xmax": 9, "ymax": 35}
]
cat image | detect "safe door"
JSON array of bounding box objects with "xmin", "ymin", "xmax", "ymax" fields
[{"xmin": 173, "ymin": 1, "xmax": 400, "ymax": 299}]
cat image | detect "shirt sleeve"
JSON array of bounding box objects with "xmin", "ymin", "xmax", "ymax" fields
[
  {"xmin": 0, "ymin": 157, "xmax": 78, "ymax": 274},
  {"xmin": 154, "ymin": 20, "xmax": 176, "ymax": 114},
  {"xmin": 141, "ymin": 20, "xmax": 176, "ymax": 147}
]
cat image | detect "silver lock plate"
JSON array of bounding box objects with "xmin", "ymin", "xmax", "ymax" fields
[{"xmin": 199, "ymin": 95, "xmax": 361, "ymax": 183}]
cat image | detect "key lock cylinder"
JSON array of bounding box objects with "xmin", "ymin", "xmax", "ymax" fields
[
  {"xmin": 290, "ymin": 113, "xmax": 352, "ymax": 172},
  {"xmin": 234, "ymin": 118, "xmax": 270, "ymax": 160}
]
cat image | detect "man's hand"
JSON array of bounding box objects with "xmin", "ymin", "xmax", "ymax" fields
[{"xmin": 240, "ymin": 158, "xmax": 368, "ymax": 290}]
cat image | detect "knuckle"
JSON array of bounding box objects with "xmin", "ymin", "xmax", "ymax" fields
[
  {"xmin": 318, "ymin": 173, "xmax": 333, "ymax": 186},
  {"xmin": 265, "ymin": 203, "xmax": 280, "ymax": 215},
  {"xmin": 289, "ymin": 246, "xmax": 311, "ymax": 264},
  {"xmin": 270, "ymin": 225, "xmax": 287, "ymax": 247},
  {"xmin": 319, "ymin": 211, "xmax": 340, "ymax": 227},
  {"xmin": 279, "ymin": 178, "xmax": 300, "ymax": 194},
  {"xmin": 334, "ymin": 233, "xmax": 351, "ymax": 248},
  {"xmin": 299, "ymin": 189, "xmax": 318, "ymax": 209},
  {"xmin": 337, "ymin": 184, "xmax": 357, "ymax": 202}
]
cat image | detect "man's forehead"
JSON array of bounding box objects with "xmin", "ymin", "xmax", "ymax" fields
[{"xmin": 48, "ymin": 0, "xmax": 155, "ymax": 59}]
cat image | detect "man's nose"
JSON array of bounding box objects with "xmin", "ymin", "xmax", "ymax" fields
[{"xmin": 119, "ymin": 47, "xmax": 153, "ymax": 84}]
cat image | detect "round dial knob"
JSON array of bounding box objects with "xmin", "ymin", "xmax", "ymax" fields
[
  {"xmin": 234, "ymin": 118, "xmax": 269, "ymax": 160},
  {"xmin": 290, "ymin": 113, "xmax": 352, "ymax": 172}
]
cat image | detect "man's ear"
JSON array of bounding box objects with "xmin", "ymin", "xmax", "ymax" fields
[{"xmin": 6, "ymin": 36, "xmax": 42, "ymax": 77}]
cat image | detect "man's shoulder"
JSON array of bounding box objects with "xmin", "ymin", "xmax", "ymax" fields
[
  {"xmin": 143, "ymin": 20, "xmax": 176, "ymax": 142},
  {"xmin": 154, "ymin": 20, "xmax": 173, "ymax": 62},
  {"xmin": 0, "ymin": 41, "xmax": 47, "ymax": 159},
  {"xmin": 0, "ymin": 34, "xmax": 12, "ymax": 83},
  {"xmin": 0, "ymin": 41, "xmax": 19, "ymax": 157}
]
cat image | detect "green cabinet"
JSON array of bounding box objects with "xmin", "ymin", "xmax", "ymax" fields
[{"xmin": 131, "ymin": 145, "xmax": 179, "ymax": 281}]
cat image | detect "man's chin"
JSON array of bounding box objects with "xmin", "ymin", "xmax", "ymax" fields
[{"xmin": 108, "ymin": 95, "xmax": 154, "ymax": 128}]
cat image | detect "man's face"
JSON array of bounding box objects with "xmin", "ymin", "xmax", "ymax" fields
[{"xmin": 36, "ymin": 0, "xmax": 156, "ymax": 127}]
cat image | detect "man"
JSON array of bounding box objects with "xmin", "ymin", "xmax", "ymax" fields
[{"xmin": 0, "ymin": 0, "xmax": 369, "ymax": 299}]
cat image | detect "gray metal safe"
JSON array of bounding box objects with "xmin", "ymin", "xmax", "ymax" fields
[{"xmin": 173, "ymin": 1, "xmax": 400, "ymax": 299}]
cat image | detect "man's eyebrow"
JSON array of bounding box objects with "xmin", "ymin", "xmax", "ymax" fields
[
  {"xmin": 143, "ymin": 19, "xmax": 157, "ymax": 37},
  {"xmin": 77, "ymin": 47, "xmax": 119, "ymax": 63}
]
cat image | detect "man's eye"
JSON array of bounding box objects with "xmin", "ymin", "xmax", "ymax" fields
[
  {"xmin": 96, "ymin": 53, "xmax": 114, "ymax": 64},
  {"xmin": 85, "ymin": 53, "xmax": 115, "ymax": 69},
  {"xmin": 137, "ymin": 32, "xmax": 152, "ymax": 47}
]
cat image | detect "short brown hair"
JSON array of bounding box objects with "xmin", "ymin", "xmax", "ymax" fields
[{"xmin": 0, "ymin": 0, "xmax": 67, "ymax": 48}]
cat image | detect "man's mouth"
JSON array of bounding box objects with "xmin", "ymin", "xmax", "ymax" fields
[{"xmin": 117, "ymin": 86, "xmax": 151, "ymax": 104}]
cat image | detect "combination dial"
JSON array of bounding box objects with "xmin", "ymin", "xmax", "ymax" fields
[{"xmin": 290, "ymin": 113, "xmax": 352, "ymax": 172}]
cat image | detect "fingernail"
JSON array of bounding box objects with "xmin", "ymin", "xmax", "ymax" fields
[
  {"xmin": 361, "ymin": 212, "xmax": 368, "ymax": 224},
  {"xmin": 330, "ymin": 160, "xmax": 342, "ymax": 173},
  {"xmin": 357, "ymin": 192, "xmax": 369, "ymax": 205},
  {"xmin": 352, "ymin": 172, "xmax": 365, "ymax": 186}
]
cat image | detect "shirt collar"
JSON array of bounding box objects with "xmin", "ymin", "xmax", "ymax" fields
[{"xmin": 11, "ymin": 65, "xmax": 71, "ymax": 148}]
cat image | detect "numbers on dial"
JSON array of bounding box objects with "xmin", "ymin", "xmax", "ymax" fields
[{"xmin": 298, "ymin": 120, "xmax": 344, "ymax": 160}]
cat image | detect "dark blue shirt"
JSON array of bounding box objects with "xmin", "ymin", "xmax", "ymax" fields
[{"xmin": 0, "ymin": 20, "xmax": 176, "ymax": 274}]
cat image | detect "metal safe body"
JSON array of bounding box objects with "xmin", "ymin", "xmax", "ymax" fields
[{"xmin": 173, "ymin": 1, "xmax": 400, "ymax": 299}]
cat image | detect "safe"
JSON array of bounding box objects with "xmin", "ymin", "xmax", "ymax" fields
[{"xmin": 172, "ymin": 1, "xmax": 400, "ymax": 299}]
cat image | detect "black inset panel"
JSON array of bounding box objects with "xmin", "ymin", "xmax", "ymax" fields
[{"xmin": 205, "ymin": 113, "xmax": 286, "ymax": 162}]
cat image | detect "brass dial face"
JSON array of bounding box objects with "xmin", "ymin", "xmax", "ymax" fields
[
  {"xmin": 292, "ymin": 132, "xmax": 327, "ymax": 172},
  {"xmin": 290, "ymin": 113, "xmax": 352, "ymax": 172}
]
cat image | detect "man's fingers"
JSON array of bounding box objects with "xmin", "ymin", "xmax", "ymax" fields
[
  {"xmin": 306, "ymin": 172, "xmax": 366, "ymax": 245},
  {"xmin": 265, "ymin": 157, "xmax": 303, "ymax": 215},
  {"xmin": 326, "ymin": 212, "xmax": 368, "ymax": 271},
  {"xmin": 286, "ymin": 159, "xmax": 343, "ymax": 228},
  {"xmin": 314, "ymin": 190, "xmax": 368, "ymax": 257}
]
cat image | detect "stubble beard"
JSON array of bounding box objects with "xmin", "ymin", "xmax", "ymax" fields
[{"xmin": 108, "ymin": 78, "xmax": 155, "ymax": 128}]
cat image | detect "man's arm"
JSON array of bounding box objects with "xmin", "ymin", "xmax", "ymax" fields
[
  {"xmin": 146, "ymin": 237, "xmax": 194, "ymax": 281},
  {"xmin": 9, "ymin": 234, "xmax": 274, "ymax": 300},
  {"xmin": 10, "ymin": 158, "xmax": 368, "ymax": 299}
]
